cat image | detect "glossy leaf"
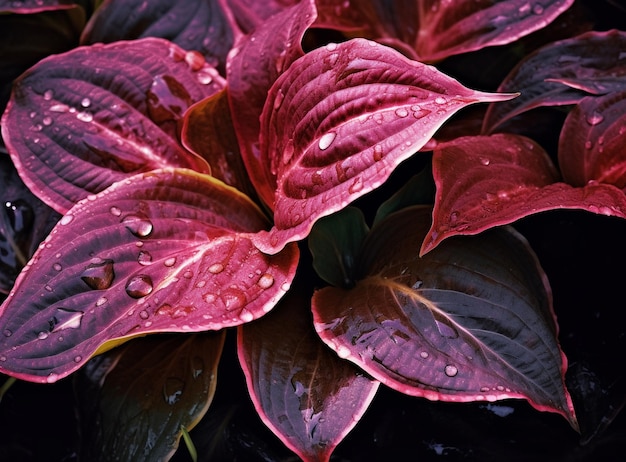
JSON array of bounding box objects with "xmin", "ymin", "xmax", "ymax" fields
[
  {"xmin": 80, "ymin": 0, "xmax": 234, "ymax": 75},
  {"xmin": 1, "ymin": 38, "xmax": 224, "ymax": 214},
  {"xmin": 180, "ymin": 88, "xmax": 257, "ymax": 200},
  {"xmin": 0, "ymin": 168, "xmax": 299, "ymax": 383},
  {"xmin": 226, "ymin": 0, "xmax": 317, "ymax": 209},
  {"xmin": 221, "ymin": 0, "xmax": 298, "ymax": 35},
  {"xmin": 76, "ymin": 332, "xmax": 225, "ymax": 462},
  {"xmin": 0, "ymin": 0, "xmax": 78, "ymax": 13},
  {"xmin": 423, "ymin": 134, "xmax": 626, "ymax": 254},
  {"xmin": 238, "ymin": 284, "xmax": 379, "ymax": 462},
  {"xmin": 482, "ymin": 29, "xmax": 626, "ymax": 134},
  {"xmin": 558, "ymin": 92, "xmax": 626, "ymax": 188},
  {"xmin": 312, "ymin": 206, "xmax": 578, "ymax": 429},
  {"xmin": 252, "ymin": 38, "xmax": 517, "ymax": 254}
]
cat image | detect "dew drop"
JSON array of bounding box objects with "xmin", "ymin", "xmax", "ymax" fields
[
  {"xmin": 43, "ymin": 89, "xmax": 54, "ymax": 101},
  {"xmin": 273, "ymin": 89, "xmax": 285, "ymax": 110},
  {"xmin": 137, "ymin": 250, "xmax": 153, "ymax": 266},
  {"xmin": 208, "ymin": 263, "xmax": 224, "ymax": 274},
  {"xmin": 444, "ymin": 364, "xmax": 458, "ymax": 377},
  {"xmin": 37, "ymin": 331, "xmax": 49, "ymax": 340},
  {"xmin": 532, "ymin": 3, "xmax": 544, "ymax": 14},
  {"xmin": 49, "ymin": 103, "xmax": 69, "ymax": 113},
  {"xmin": 239, "ymin": 309, "xmax": 254, "ymax": 323},
  {"xmin": 348, "ymin": 177, "xmax": 363, "ymax": 194},
  {"xmin": 373, "ymin": 144, "xmax": 384, "ymax": 161},
  {"xmin": 46, "ymin": 373, "xmax": 59, "ymax": 384},
  {"xmin": 95, "ymin": 297, "xmax": 108, "ymax": 307},
  {"xmin": 336, "ymin": 344, "xmax": 351, "ymax": 359},
  {"xmin": 163, "ymin": 377, "xmax": 185, "ymax": 404},
  {"xmin": 139, "ymin": 310, "xmax": 150, "ymax": 320},
  {"xmin": 420, "ymin": 351, "xmax": 429, "ymax": 359},
  {"xmin": 435, "ymin": 96, "xmax": 447, "ymax": 104},
  {"xmin": 258, "ymin": 273, "xmax": 274, "ymax": 289},
  {"xmin": 125, "ymin": 274, "xmax": 153, "ymax": 298},
  {"xmin": 395, "ymin": 108, "xmax": 409, "ymax": 118},
  {"xmin": 196, "ymin": 69, "xmax": 215, "ymax": 85},
  {"xmin": 76, "ymin": 111, "xmax": 93, "ymax": 123},
  {"xmin": 42, "ymin": 116, "xmax": 53, "ymax": 126},
  {"xmin": 81, "ymin": 97, "xmax": 91, "ymax": 108},
  {"xmin": 59, "ymin": 214, "xmax": 74, "ymax": 225},
  {"xmin": 109, "ymin": 206, "xmax": 122, "ymax": 217},
  {"xmin": 122, "ymin": 213, "xmax": 153, "ymax": 238},
  {"xmin": 50, "ymin": 308, "xmax": 84, "ymax": 332},
  {"xmin": 479, "ymin": 157, "xmax": 490, "ymax": 166},
  {"xmin": 183, "ymin": 270, "xmax": 193, "ymax": 279},
  {"xmin": 81, "ymin": 258, "xmax": 115, "ymax": 290},
  {"xmin": 318, "ymin": 131, "xmax": 337, "ymax": 151},
  {"xmin": 164, "ymin": 257, "xmax": 176, "ymax": 267},
  {"xmin": 53, "ymin": 263, "xmax": 62, "ymax": 271},
  {"xmin": 74, "ymin": 355, "xmax": 82, "ymax": 363},
  {"xmin": 586, "ymin": 112, "xmax": 604, "ymax": 126},
  {"xmin": 221, "ymin": 288, "xmax": 247, "ymax": 311}
]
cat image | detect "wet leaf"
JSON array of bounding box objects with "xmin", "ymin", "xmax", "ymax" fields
[
  {"xmin": 80, "ymin": 0, "xmax": 234, "ymax": 75},
  {"xmin": 1, "ymin": 37, "xmax": 224, "ymax": 214},
  {"xmin": 482, "ymin": 29, "xmax": 626, "ymax": 133},
  {"xmin": 0, "ymin": 168, "xmax": 298, "ymax": 383},
  {"xmin": 312, "ymin": 205, "xmax": 578, "ymax": 430},
  {"xmin": 558, "ymin": 91, "xmax": 626, "ymax": 188},
  {"xmin": 423, "ymin": 133, "xmax": 626, "ymax": 254},
  {"xmin": 252, "ymin": 38, "xmax": 516, "ymax": 254},
  {"xmin": 238, "ymin": 284, "xmax": 379, "ymax": 462},
  {"xmin": 226, "ymin": 0, "xmax": 317, "ymax": 209},
  {"xmin": 0, "ymin": 0, "xmax": 78, "ymax": 14},
  {"xmin": 76, "ymin": 332, "xmax": 225, "ymax": 462},
  {"xmin": 221, "ymin": 0, "xmax": 298, "ymax": 35}
]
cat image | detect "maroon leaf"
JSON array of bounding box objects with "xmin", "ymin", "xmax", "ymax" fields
[
  {"xmin": 0, "ymin": 168, "xmax": 299, "ymax": 383},
  {"xmin": 80, "ymin": 0, "xmax": 234, "ymax": 75},
  {"xmin": 76, "ymin": 332, "xmax": 224, "ymax": 461},
  {"xmin": 423, "ymin": 134, "xmax": 626, "ymax": 254},
  {"xmin": 180, "ymin": 88, "xmax": 257, "ymax": 200},
  {"xmin": 226, "ymin": 0, "xmax": 317, "ymax": 209},
  {"xmin": 0, "ymin": 0, "xmax": 78, "ymax": 14},
  {"xmin": 312, "ymin": 205, "xmax": 578, "ymax": 429},
  {"xmin": 221, "ymin": 0, "xmax": 298, "ymax": 35},
  {"xmin": 251, "ymin": 38, "xmax": 516, "ymax": 254},
  {"xmin": 482, "ymin": 29, "xmax": 626, "ymax": 134},
  {"xmin": 1, "ymin": 38, "xmax": 224, "ymax": 214},
  {"xmin": 558, "ymin": 92, "xmax": 626, "ymax": 189},
  {"xmin": 238, "ymin": 284, "xmax": 379, "ymax": 462}
]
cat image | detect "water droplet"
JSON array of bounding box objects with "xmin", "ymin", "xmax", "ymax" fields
[
  {"xmin": 586, "ymin": 112, "xmax": 604, "ymax": 126},
  {"xmin": 50, "ymin": 308, "xmax": 84, "ymax": 332},
  {"xmin": 532, "ymin": 4, "xmax": 544, "ymax": 14},
  {"xmin": 137, "ymin": 250, "xmax": 153, "ymax": 266},
  {"xmin": 435, "ymin": 96, "xmax": 447, "ymax": 105},
  {"xmin": 42, "ymin": 116, "xmax": 53, "ymax": 126},
  {"xmin": 420, "ymin": 351, "xmax": 429, "ymax": 359},
  {"xmin": 46, "ymin": 373, "xmax": 59, "ymax": 383},
  {"xmin": 139, "ymin": 310, "xmax": 149, "ymax": 320},
  {"xmin": 59, "ymin": 214, "xmax": 74, "ymax": 225},
  {"xmin": 208, "ymin": 263, "xmax": 224, "ymax": 274},
  {"xmin": 76, "ymin": 111, "xmax": 93, "ymax": 123},
  {"xmin": 74, "ymin": 355, "xmax": 82, "ymax": 363},
  {"xmin": 336, "ymin": 344, "xmax": 351, "ymax": 359},
  {"xmin": 273, "ymin": 89, "xmax": 285, "ymax": 110},
  {"xmin": 183, "ymin": 270, "xmax": 193, "ymax": 279},
  {"xmin": 239, "ymin": 309, "xmax": 254, "ymax": 322},
  {"xmin": 479, "ymin": 157, "xmax": 490, "ymax": 166},
  {"xmin": 348, "ymin": 177, "xmax": 363, "ymax": 194},
  {"xmin": 109, "ymin": 206, "xmax": 122, "ymax": 217},
  {"xmin": 163, "ymin": 377, "xmax": 185, "ymax": 404},
  {"xmin": 37, "ymin": 331, "xmax": 49, "ymax": 340},
  {"xmin": 43, "ymin": 89, "xmax": 54, "ymax": 101},
  {"xmin": 185, "ymin": 50, "xmax": 205, "ymax": 71},
  {"xmin": 373, "ymin": 144, "xmax": 384, "ymax": 161},
  {"xmin": 444, "ymin": 365, "xmax": 458, "ymax": 377},
  {"xmin": 221, "ymin": 288, "xmax": 247, "ymax": 311},
  {"xmin": 125, "ymin": 275, "xmax": 153, "ymax": 298},
  {"xmin": 122, "ymin": 213, "xmax": 153, "ymax": 238},
  {"xmin": 395, "ymin": 108, "xmax": 409, "ymax": 118},
  {"xmin": 518, "ymin": 2, "xmax": 531, "ymax": 14},
  {"xmin": 257, "ymin": 273, "xmax": 274, "ymax": 289},
  {"xmin": 81, "ymin": 258, "xmax": 115, "ymax": 290},
  {"xmin": 80, "ymin": 97, "xmax": 91, "ymax": 108},
  {"xmin": 326, "ymin": 42, "xmax": 338, "ymax": 51},
  {"xmin": 164, "ymin": 257, "xmax": 176, "ymax": 267},
  {"xmin": 53, "ymin": 263, "xmax": 62, "ymax": 271},
  {"xmin": 318, "ymin": 132, "xmax": 336, "ymax": 150},
  {"xmin": 95, "ymin": 297, "xmax": 108, "ymax": 307}
]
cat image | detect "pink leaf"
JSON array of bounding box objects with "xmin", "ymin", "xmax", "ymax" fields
[
  {"xmin": 0, "ymin": 168, "xmax": 299, "ymax": 383},
  {"xmin": 559, "ymin": 92, "xmax": 626, "ymax": 188},
  {"xmin": 483, "ymin": 29, "xmax": 626, "ymax": 134},
  {"xmin": 0, "ymin": 0, "xmax": 77, "ymax": 14},
  {"xmin": 423, "ymin": 133, "xmax": 626, "ymax": 254},
  {"xmin": 1, "ymin": 38, "xmax": 224, "ymax": 214},
  {"xmin": 238, "ymin": 285, "xmax": 379, "ymax": 462},
  {"xmin": 226, "ymin": 0, "xmax": 317, "ymax": 209},
  {"xmin": 252, "ymin": 38, "xmax": 516, "ymax": 254},
  {"xmin": 312, "ymin": 205, "xmax": 578, "ymax": 430}
]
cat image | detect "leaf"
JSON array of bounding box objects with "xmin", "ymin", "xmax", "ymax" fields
[
  {"xmin": 308, "ymin": 206, "xmax": 369, "ymax": 288},
  {"xmin": 0, "ymin": 153, "xmax": 60, "ymax": 294},
  {"xmin": 1, "ymin": 37, "xmax": 225, "ymax": 214},
  {"xmin": 80, "ymin": 0, "xmax": 234, "ymax": 75},
  {"xmin": 238, "ymin": 283, "xmax": 379, "ymax": 462},
  {"xmin": 0, "ymin": 0, "xmax": 79, "ymax": 14},
  {"xmin": 226, "ymin": 0, "xmax": 317, "ymax": 209},
  {"xmin": 180, "ymin": 88, "xmax": 257, "ymax": 200},
  {"xmin": 312, "ymin": 205, "xmax": 578, "ymax": 430},
  {"xmin": 482, "ymin": 29, "xmax": 626, "ymax": 134},
  {"xmin": 76, "ymin": 331, "xmax": 224, "ymax": 462},
  {"xmin": 0, "ymin": 168, "xmax": 299, "ymax": 383},
  {"xmin": 424, "ymin": 133, "xmax": 626, "ymax": 254},
  {"xmin": 221, "ymin": 0, "xmax": 298, "ymax": 35},
  {"xmin": 558, "ymin": 91, "xmax": 626, "ymax": 188},
  {"xmin": 252, "ymin": 38, "xmax": 517, "ymax": 254}
]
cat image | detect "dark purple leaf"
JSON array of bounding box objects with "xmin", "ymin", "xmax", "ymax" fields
[
  {"xmin": 0, "ymin": 0, "xmax": 77, "ymax": 14},
  {"xmin": 251, "ymin": 38, "xmax": 516, "ymax": 254},
  {"xmin": 181, "ymin": 88, "xmax": 257, "ymax": 200},
  {"xmin": 226, "ymin": 0, "xmax": 317, "ymax": 209},
  {"xmin": 221, "ymin": 0, "xmax": 298, "ymax": 35},
  {"xmin": 482, "ymin": 29, "xmax": 626, "ymax": 134},
  {"xmin": 76, "ymin": 332, "xmax": 224, "ymax": 461},
  {"xmin": 558, "ymin": 91, "xmax": 626, "ymax": 189},
  {"xmin": 312, "ymin": 205, "xmax": 578, "ymax": 429},
  {"xmin": 1, "ymin": 38, "xmax": 224, "ymax": 214},
  {"xmin": 80, "ymin": 0, "xmax": 234, "ymax": 75},
  {"xmin": 0, "ymin": 168, "xmax": 299, "ymax": 383},
  {"xmin": 238, "ymin": 284, "xmax": 379, "ymax": 462},
  {"xmin": 423, "ymin": 134, "xmax": 626, "ymax": 254}
]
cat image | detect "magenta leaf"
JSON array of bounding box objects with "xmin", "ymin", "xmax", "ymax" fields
[
  {"xmin": 1, "ymin": 38, "xmax": 224, "ymax": 214},
  {"xmin": 238, "ymin": 284, "xmax": 379, "ymax": 462},
  {"xmin": 76, "ymin": 331, "xmax": 224, "ymax": 461},
  {"xmin": 180, "ymin": 88, "xmax": 257, "ymax": 200},
  {"xmin": 423, "ymin": 133, "xmax": 626, "ymax": 254},
  {"xmin": 221, "ymin": 0, "xmax": 298, "ymax": 35},
  {"xmin": 558, "ymin": 91, "xmax": 626, "ymax": 188},
  {"xmin": 0, "ymin": 168, "xmax": 299, "ymax": 383},
  {"xmin": 0, "ymin": 0, "xmax": 78, "ymax": 14},
  {"xmin": 80, "ymin": 0, "xmax": 234, "ymax": 75},
  {"xmin": 482, "ymin": 29, "xmax": 626, "ymax": 134},
  {"xmin": 252, "ymin": 38, "xmax": 517, "ymax": 254},
  {"xmin": 312, "ymin": 205, "xmax": 578, "ymax": 429},
  {"xmin": 226, "ymin": 0, "xmax": 317, "ymax": 209}
]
